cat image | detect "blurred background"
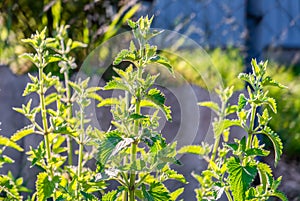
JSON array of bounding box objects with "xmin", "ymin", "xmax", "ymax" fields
[{"xmin": 0, "ymin": 0, "xmax": 300, "ymax": 200}]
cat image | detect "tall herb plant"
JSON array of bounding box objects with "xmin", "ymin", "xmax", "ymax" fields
[
  {"xmin": 95, "ymin": 16, "xmax": 186, "ymax": 200},
  {"xmin": 180, "ymin": 59, "xmax": 288, "ymax": 201},
  {"xmin": 12, "ymin": 26, "xmax": 104, "ymax": 200}
]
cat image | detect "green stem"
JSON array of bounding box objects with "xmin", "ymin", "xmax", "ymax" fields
[
  {"xmin": 129, "ymin": 67, "xmax": 142, "ymax": 201},
  {"xmin": 64, "ymin": 71, "xmax": 73, "ymax": 165},
  {"xmin": 77, "ymin": 106, "xmax": 85, "ymax": 200},
  {"xmin": 210, "ymin": 100, "xmax": 226, "ymax": 163},
  {"xmin": 38, "ymin": 56, "xmax": 55, "ymax": 200},
  {"xmin": 225, "ymin": 188, "xmax": 233, "ymax": 201},
  {"xmin": 246, "ymin": 105, "xmax": 257, "ymax": 149}
]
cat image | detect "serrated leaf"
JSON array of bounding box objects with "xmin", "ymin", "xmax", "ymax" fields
[
  {"xmin": 0, "ymin": 136, "xmax": 23, "ymax": 152},
  {"xmin": 149, "ymin": 55, "xmax": 174, "ymax": 75},
  {"xmin": 238, "ymin": 94, "xmax": 247, "ymax": 111},
  {"xmin": 178, "ymin": 145, "xmax": 207, "ymax": 155},
  {"xmin": 103, "ymin": 79, "xmax": 130, "ymax": 92},
  {"xmin": 238, "ymin": 73, "xmax": 251, "ymax": 84},
  {"xmin": 213, "ymin": 119, "xmax": 240, "ymax": 137},
  {"xmin": 198, "ymin": 101, "xmax": 219, "ymax": 114},
  {"xmin": 96, "ymin": 130, "xmax": 123, "ymax": 171},
  {"xmin": 165, "ymin": 169, "xmax": 187, "ymax": 184},
  {"xmin": 11, "ymin": 125, "xmax": 35, "ymax": 142},
  {"xmin": 143, "ymin": 94, "xmax": 172, "ymax": 121},
  {"xmin": 36, "ymin": 172, "xmax": 60, "ymax": 201},
  {"xmin": 266, "ymin": 97, "xmax": 277, "ymax": 113},
  {"xmin": 80, "ymin": 191, "xmax": 97, "ymax": 200},
  {"xmin": 261, "ymin": 126, "xmax": 283, "ymax": 166},
  {"xmin": 245, "ymin": 148, "xmax": 270, "ymax": 157},
  {"xmin": 271, "ymin": 190, "xmax": 288, "ymax": 201},
  {"xmin": 257, "ymin": 162, "xmax": 273, "ymax": 191},
  {"xmin": 113, "ymin": 49, "xmax": 136, "ymax": 65},
  {"xmin": 102, "ymin": 190, "xmax": 120, "ymax": 201},
  {"xmin": 262, "ymin": 76, "xmax": 287, "ymax": 89},
  {"xmin": 146, "ymin": 182, "xmax": 171, "ymax": 201},
  {"xmin": 227, "ymin": 158, "xmax": 257, "ymax": 201},
  {"xmin": 147, "ymin": 88, "xmax": 165, "ymax": 105}
]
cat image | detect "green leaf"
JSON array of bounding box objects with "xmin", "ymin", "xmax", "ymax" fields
[
  {"xmin": 80, "ymin": 191, "xmax": 97, "ymax": 201},
  {"xmin": 257, "ymin": 162, "xmax": 273, "ymax": 191},
  {"xmin": 271, "ymin": 191, "xmax": 288, "ymax": 201},
  {"xmin": 251, "ymin": 58, "xmax": 260, "ymax": 76},
  {"xmin": 238, "ymin": 73, "xmax": 252, "ymax": 84},
  {"xmin": 147, "ymin": 88, "xmax": 166, "ymax": 105},
  {"xmin": 11, "ymin": 125, "xmax": 35, "ymax": 142},
  {"xmin": 262, "ymin": 76, "xmax": 287, "ymax": 89},
  {"xmin": 198, "ymin": 101, "xmax": 219, "ymax": 114},
  {"xmin": 245, "ymin": 148, "xmax": 270, "ymax": 157},
  {"xmin": 23, "ymin": 83, "xmax": 39, "ymax": 96},
  {"xmin": 70, "ymin": 41, "xmax": 87, "ymax": 50},
  {"xmin": 68, "ymin": 81, "xmax": 82, "ymax": 94},
  {"xmin": 261, "ymin": 127, "xmax": 283, "ymax": 166},
  {"xmin": 178, "ymin": 145, "xmax": 208, "ymax": 156},
  {"xmin": 45, "ymin": 54, "xmax": 63, "ymax": 64},
  {"xmin": 20, "ymin": 53, "xmax": 38, "ymax": 64},
  {"xmin": 170, "ymin": 188, "xmax": 184, "ymax": 201},
  {"xmin": 143, "ymin": 182, "xmax": 171, "ymax": 201},
  {"xmin": 0, "ymin": 135, "xmax": 23, "ymax": 152},
  {"xmin": 213, "ymin": 119, "xmax": 240, "ymax": 137},
  {"xmin": 266, "ymin": 97, "xmax": 277, "ymax": 113},
  {"xmin": 144, "ymin": 91, "xmax": 172, "ymax": 121},
  {"xmin": 103, "ymin": 79, "xmax": 130, "ymax": 92},
  {"xmin": 96, "ymin": 130, "xmax": 123, "ymax": 171},
  {"xmin": 97, "ymin": 98, "xmax": 120, "ymax": 107},
  {"xmin": 45, "ymin": 93, "xmax": 58, "ymax": 106},
  {"xmin": 113, "ymin": 49, "xmax": 137, "ymax": 65},
  {"xmin": 165, "ymin": 169, "xmax": 187, "ymax": 184},
  {"xmin": 129, "ymin": 113, "xmax": 148, "ymax": 120},
  {"xmin": 149, "ymin": 55, "xmax": 174, "ymax": 75},
  {"xmin": 238, "ymin": 94, "xmax": 247, "ymax": 111},
  {"xmin": 36, "ymin": 172, "xmax": 60, "ymax": 201},
  {"xmin": 102, "ymin": 190, "xmax": 120, "ymax": 201},
  {"xmin": 227, "ymin": 158, "xmax": 257, "ymax": 201}
]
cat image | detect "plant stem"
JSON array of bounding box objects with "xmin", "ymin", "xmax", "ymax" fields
[
  {"xmin": 210, "ymin": 100, "xmax": 226, "ymax": 163},
  {"xmin": 246, "ymin": 105, "xmax": 257, "ymax": 149},
  {"xmin": 38, "ymin": 55, "xmax": 55, "ymax": 200},
  {"xmin": 129, "ymin": 67, "xmax": 142, "ymax": 201},
  {"xmin": 225, "ymin": 188, "xmax": 233, "ymax": 201},
  {"xmin": 77, "ymin": 106, "xmax": 85, "ymax": 199},
  {"xmin": 64, "ymin": 71, "xmax": 73, "ymax": 165}
]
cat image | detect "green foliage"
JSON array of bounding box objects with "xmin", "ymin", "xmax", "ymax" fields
[
  {"xmin": 191, "ymin": 59, "xmax": 287, "ymax": 201},
  {"xmin": 94, "ymin": 16, "xmax": 183, "ymax": 201}
]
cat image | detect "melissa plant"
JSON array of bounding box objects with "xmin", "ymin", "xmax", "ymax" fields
[
  {"xmin": 12, "ymin": 26, "xmax": 104, "ymax": 200},
  {"xmin": 94, "ymin": 16, "xmax": 186, "ymax": 200},
  {"xmin": 180, "ymin": 59, "xmax": 287, "ymax": 201}
]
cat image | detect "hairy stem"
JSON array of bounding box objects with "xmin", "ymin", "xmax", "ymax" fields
[
  {"xmin": 64, "ymin": 71, "xmax": 73, "ymax": 165},
  {"xmin": 129, "ymin": 67, "xmax": 142, "ymax": 201},
  {"xmin": 246, "ymin": 105, "xmax": 257, "ymax": 149},
  {"xmin": 38, "ymin": 52, "xmax": 55, "ymax": 200},
  {"xmin": 77, "ymin": 106, "xmax": 85, "ymax": 199}
]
